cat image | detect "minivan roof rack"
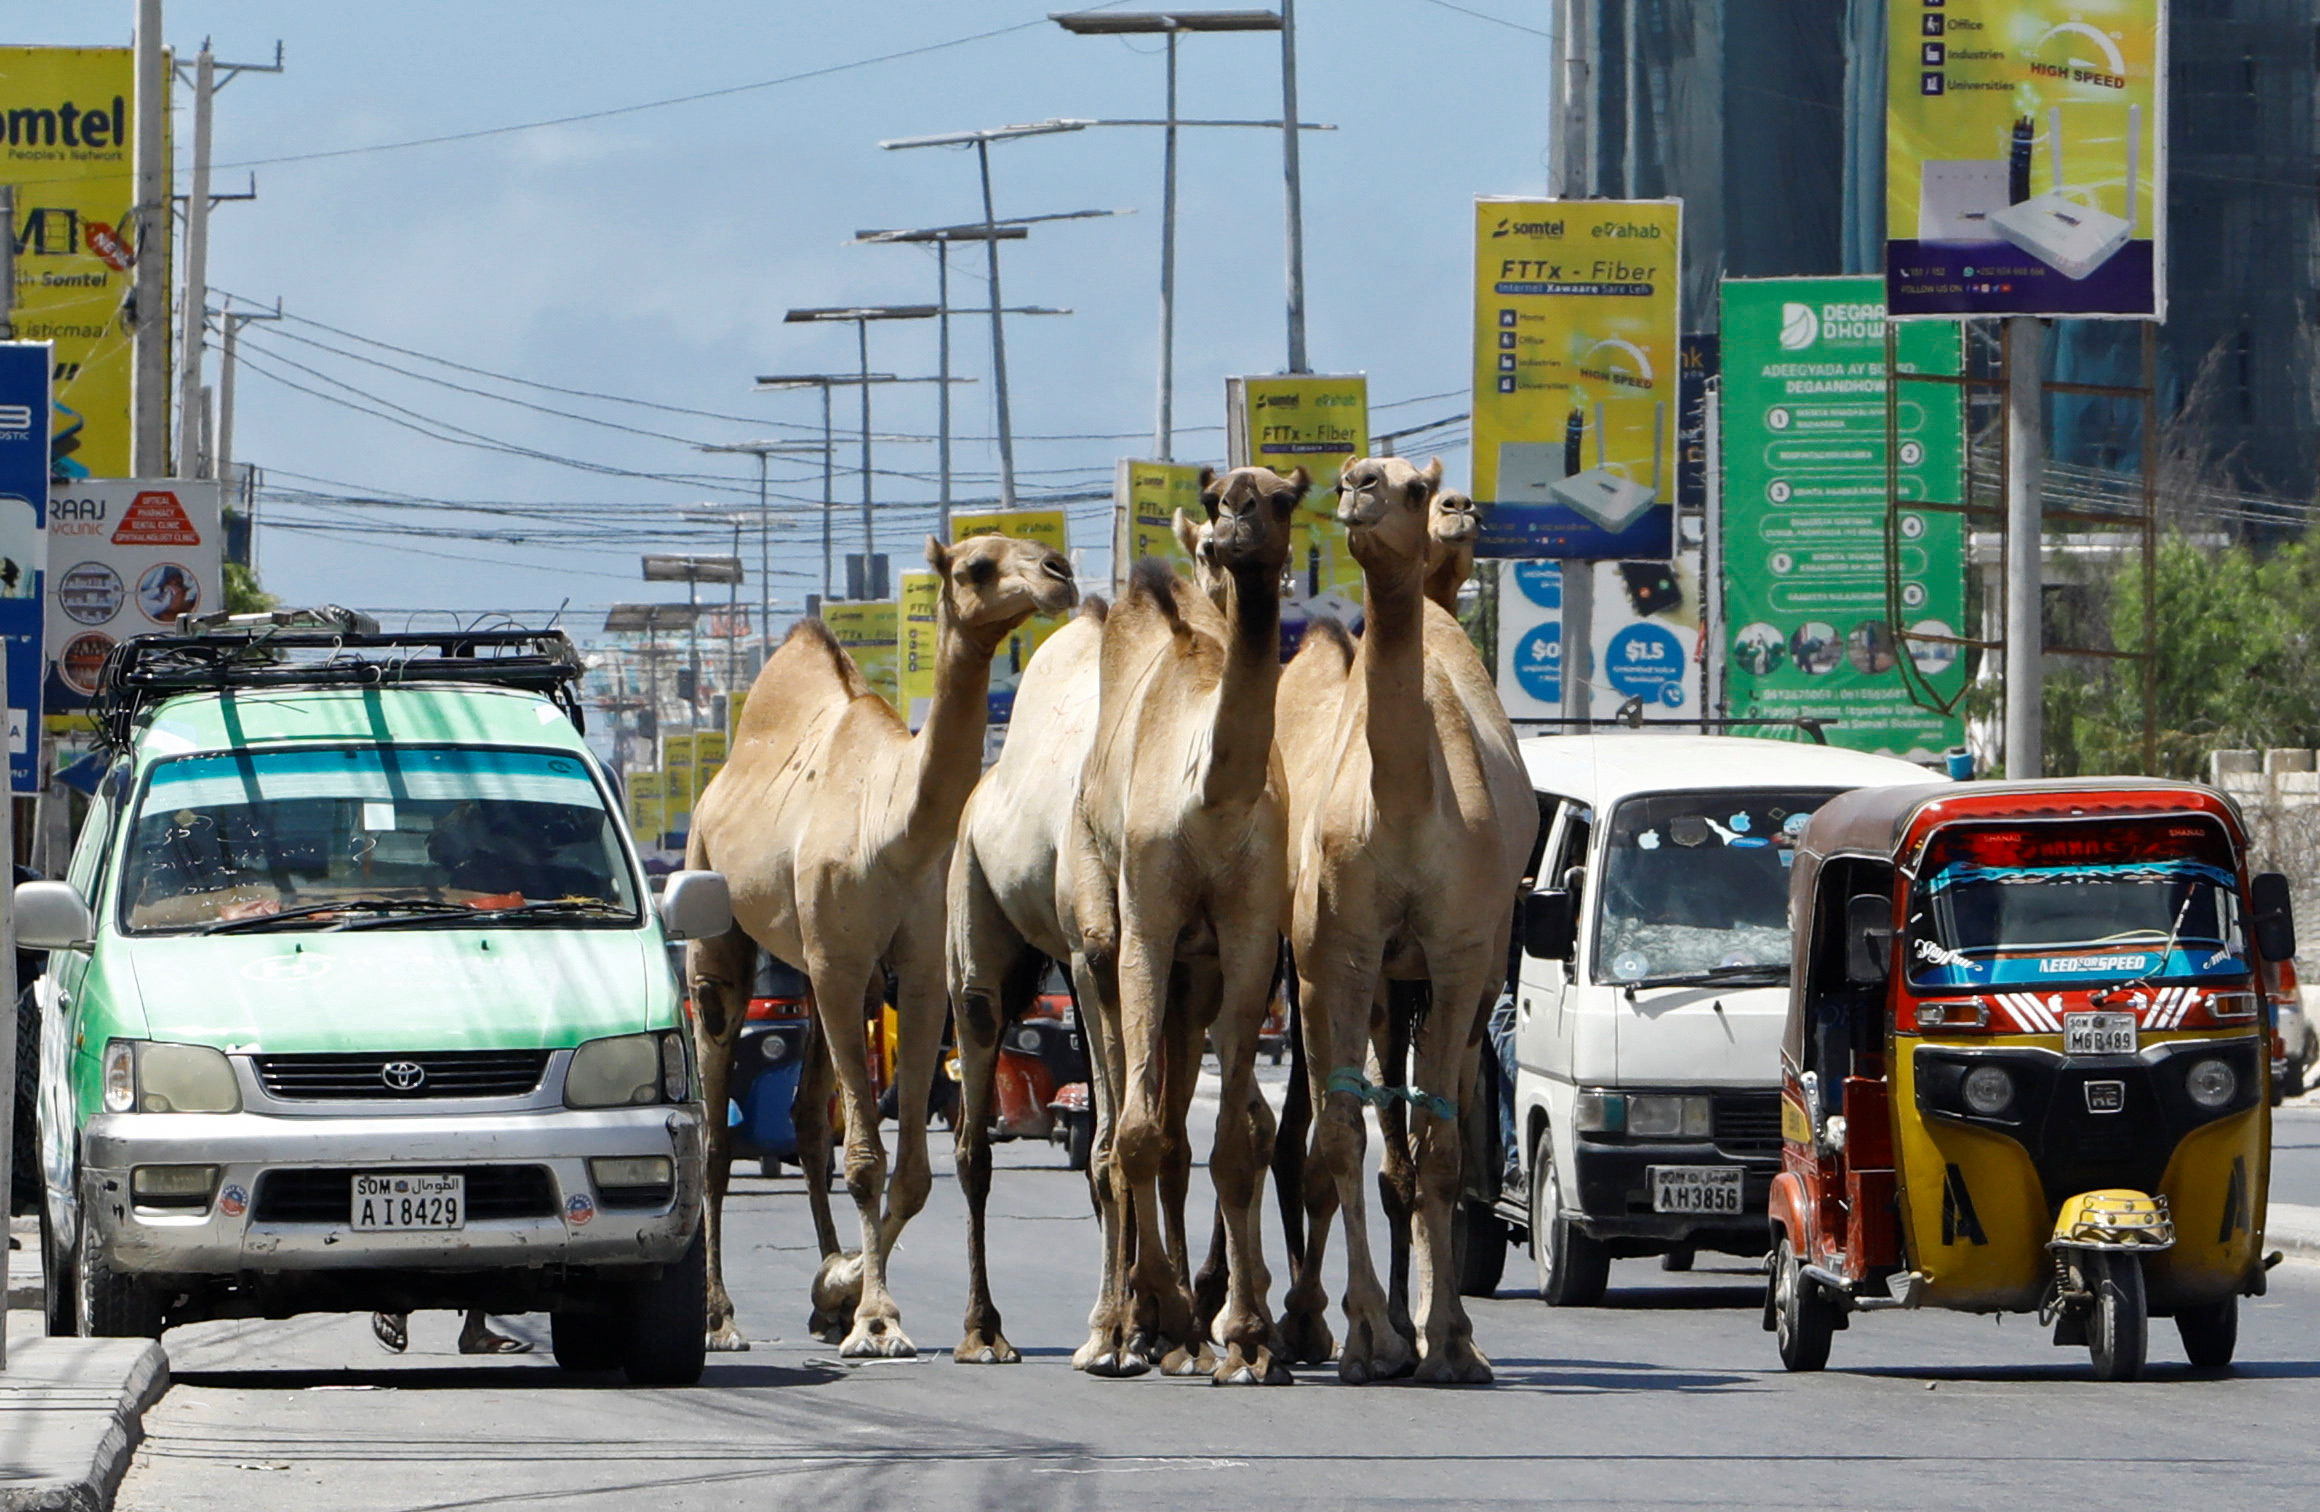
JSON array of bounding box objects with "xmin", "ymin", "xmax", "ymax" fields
[{"xmin": 91, "ymin": 611, "xmax": 588, "ymax": 751}]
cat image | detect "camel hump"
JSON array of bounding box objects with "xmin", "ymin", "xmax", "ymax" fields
[
  {"xmin": 1125, "ymin": 558, "xmax": 1189, "ymax": 632},
  {"xmin": 771, "ymin": 617, "xmax": 876, "ymax": 703},
  {"xmin": 1077, "ymin": 594, "xmax": 1110, "ymax": 624},
  {"xmin": 1294, "ymin": 615, "xmax": 1356, "ymax": 672}
]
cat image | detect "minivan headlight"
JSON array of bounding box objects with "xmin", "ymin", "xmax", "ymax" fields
[
  {"xmin": 566, "ymin": 1033, "xmax": 664, "ymax": 1108},
  {"xmin": 104, "ymin": 1040, "xmax": 241, "ymax": 1114},
  {"xmin": 1625, "ymin": 1094, "xmax": 1712, "ymax": 1139}
]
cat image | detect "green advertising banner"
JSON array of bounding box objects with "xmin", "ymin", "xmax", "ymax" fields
[{"xmin": 1718, "ymin": 276, "xmax": 1967, "ymax": 760}]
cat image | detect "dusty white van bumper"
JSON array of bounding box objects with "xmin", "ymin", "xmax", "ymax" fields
[{"xmin": 80, "ymin": 1103, "xmax": 704, "ymax": 1276}]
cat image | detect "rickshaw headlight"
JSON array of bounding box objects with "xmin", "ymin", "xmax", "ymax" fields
[
  {"xmin": 1961, "ymin": 1065, "xmax": 2014, "ymax": 1116},
  {"xmin": 2186, "ymin": 1057, "xmax": 2237, "ymax": 1109}
]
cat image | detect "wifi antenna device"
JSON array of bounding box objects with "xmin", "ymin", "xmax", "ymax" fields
[
  {"xmin": 1548, "ymin": 400, "xmax": 1664, "ymax": 533},
  {"xmin": 1986, "ymin": 102, "xmax": 2139, "ymax": 280}
]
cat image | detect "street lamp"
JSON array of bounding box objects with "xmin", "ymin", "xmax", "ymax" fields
[
  {"xmin": 642, "ymin": 554, "xmax": 743, "ymax": 728},
  {"xmin": 753, "ymin": 370, "xmax": 935, "ymax": 602},
  {"xmin": 682, "ymin": 510, "xmax": 755, "ymax": 707},
  {"xmin": 781, "ymin": 304, "xmax": 944, "ymax": 591},
  {"xmin": 604, "ymin": 602, "xmax": 701, "ymax": 753},
  {"xmin": 696, "ymin": 438, "xmax": 827, "ymax": 668},
  {"xmin": 1051, "ymin": 9, "xmax": 1308, "ymax": 454},
  {"xmin": 880, "ymin": 120, "xmax": 1104, "ymax": 509}
]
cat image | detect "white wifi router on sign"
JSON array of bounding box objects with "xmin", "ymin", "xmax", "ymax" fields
[
  {"xmin": 1546, "ymin": 400, "xmax": 1665, "ymax": 534},
  {"xmin": 1987, "ymin": 103, "xmax": 2138, "ymax": 281}
]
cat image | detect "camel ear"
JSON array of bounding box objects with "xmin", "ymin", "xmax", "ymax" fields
[
  {"xmin": 1268, "ymin": 466, "xmax": 1308, "ymax": 519},
  {"xmin": 1171, "ymin": 508, "xmax": 1202, "ymax": 560},
  {"xmin": 925, "ymin": 535, "xmax": 950, "ymax": 574},
  {"xmin": 1410, "ymin": 456, "xmax": 1443, "ymax": 504},
  {"xmin": 1198, "ymin": 468, "xmax": 1221, "ymax": 522}
]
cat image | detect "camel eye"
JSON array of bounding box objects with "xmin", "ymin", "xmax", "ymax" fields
[{"xmin": 965, "ymin": 556, "xmax": 997, "ymax": 585}]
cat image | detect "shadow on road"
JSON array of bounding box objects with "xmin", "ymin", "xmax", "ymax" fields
[{"xmin": 169, "ymin": 1359, "xmax": 849, "ymax": 1391}]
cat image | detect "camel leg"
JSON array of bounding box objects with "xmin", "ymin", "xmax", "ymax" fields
[
  {"xmin": 687, "ymin": 928, "xmax": 755, "ymax": 1353},
  {"xmin": 1376, "ymin": 983, "xmax": 1421, "ymax": 1352},
  {"xmin": 1205, "ymin": 919, "xmax": 1290, "ymax": 1386},
  {"xmin": 1302, "ymin": 950, "xmax": 1411, "ymax": 1385},
  {"xmin": 1070, "ymin": 947, "xmax": 1143, "ymax": 1376},
  {"xmin": 947, "ymin": 843, "xmax": 1030, "ymax": 1365},
  {"xmin": 1277, "ymin": 967, "xmax": 1336, "ymax": 1367},
  {"xmin": 1155, "ymin": 964, "xmax": 1214, "ymax": 1376},
  {"xmin": 1408, "ymin": 962, "xmax": 1499, "ymax": 1385},
  {"xmin": 848, "ymin": 910, "xmax": 947, "ymax": 1357},
  {"xmin": 1194, "ymin": 1035, "xmax": 1279, "ymax": 1349},
  {"xmin": 1111, "ymin": 893, "xmax": 1199, "ymax": 1375},
  {"xmin": 800, "ymin": 940, "xmax": 913, "ymax": 1359},
  {"xmin": 794, "ymin": 1014, "xmax": 842, "ymax": 1262}
]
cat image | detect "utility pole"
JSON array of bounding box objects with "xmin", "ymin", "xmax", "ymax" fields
[
  {"xmin": 756, "ymin": 369, "xmax": 957, "ymax": 600},
  {"xmin": 172, "ymin": 40, "xmax": 281, "ymax": 481},
  {"xmin": 1279, "ymin": 0, "xmax": 1308, "ymax": 372},
  {"xmin": 2004, "ymin": 316, "xmax": 2045, "ymax": 779},
  {"xmin": 131, "ymin": 0, "xmax": 168, "ymax": 475},
  {"xmin": 215, "ymin": 299, "xmax": 281, "ymax": 511},
  {"xmin": 698, "ymin": 438, "xmax": 826, "ymax": 666}
]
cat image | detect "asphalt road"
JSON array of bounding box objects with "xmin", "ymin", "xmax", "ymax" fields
[{"xmin": 118, "ymin": 1066, "xmax": 2320, "ymax": 1511}]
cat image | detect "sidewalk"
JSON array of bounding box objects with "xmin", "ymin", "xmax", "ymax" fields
[
  {"xmin": 0, "ymin": 1220, "xmax": 171, "ymax": 1512},
  {"xmin": 2269, "ymin": 1202, "xmax": 2320, "ymax": 1264}
]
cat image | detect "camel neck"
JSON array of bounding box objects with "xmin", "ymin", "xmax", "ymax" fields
[
  {"xmin": 1204, "ymin": 563, "xmax": 1282, "ymax": 808},
  {"xmin": 900, "ymin": 608, "xmax": 1000, "ymax": 859},
  {"xmin": 1360, "ymin": 553, "xmax": 1434, "ymax": 807},
  {"xmin": 1423, "ymin": 552, "xmax": 1470, "ymax": 615}
]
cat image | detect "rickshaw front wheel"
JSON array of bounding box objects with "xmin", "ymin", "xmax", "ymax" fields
[
  {"xmin": 2083, "ymin": 1250, "xmax": 2148, "ymax": 1382},
  {"xmin": 2175, "ymin": 1296, "xmax": 2237, "ymax": 1370},
  {"xmin": 1772, "ymin": 1236, "xmax": 1833, "ymax": 1372}
]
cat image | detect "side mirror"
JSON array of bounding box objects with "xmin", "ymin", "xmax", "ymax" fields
[
  {"xmin": 658, "ymin": 870, "xmax": 733, "ymax": 942},
  {"xmin": 1844, "ymin": 893, "xmax": 1892, "ymax": 986},
  {"xmin": 1521, "ymin": 889, "xmax": 1577, "ymax": 961},
  {"xmin": 14, "ymin": 881, "xmax": 94, "ymax": 951},
  {"xmin": 2251, "ymin": 871, "xmax": 2297, "ymax": 963}
]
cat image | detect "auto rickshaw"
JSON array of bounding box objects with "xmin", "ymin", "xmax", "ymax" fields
[{"xmin": 1768, "ymin": 780, "xmax": 2293, "ymax": 1380}]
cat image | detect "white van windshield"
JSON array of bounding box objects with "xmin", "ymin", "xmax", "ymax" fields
[
  {"xmin": 120, "ymin": 745, "xmax": 639, "ymax": 934},
  {"xmin": 1596, "ymin": 789, "xmax": 1842, "ymax": 987}
]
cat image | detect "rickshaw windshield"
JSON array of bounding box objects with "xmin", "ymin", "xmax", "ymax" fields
[
  {"xmin": 1905, "ymin": 818, "xmax": 2245, "ymax": 989},
  {"xmin": 1596, "ymin": 789, "xmax": 1841, "ymax": 985}
]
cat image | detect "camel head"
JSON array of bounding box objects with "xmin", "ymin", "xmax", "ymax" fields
[
  {"xmin": 924, "ymin": 532, "xmax": 1078, "ymax": 646},
  {"xmin": 1334, "ymin": 455, "xmax": 1442, "ymax": 569},
  {"xmin": 1172, "ymin": 465, "xmax": 1304, "ymax": 600},
  {"xmin": 1429, "ymin": 489, "xmax": 1482, "ymax": 555}
]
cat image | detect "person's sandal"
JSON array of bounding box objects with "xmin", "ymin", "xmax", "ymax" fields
[
  {"xmin": 458, "ymin": 1322, "xmax": 533, "ymax": 1355},
  {"xmin": 371, "ymin": 1312, "xmax": 408, "ymax": 1354}
]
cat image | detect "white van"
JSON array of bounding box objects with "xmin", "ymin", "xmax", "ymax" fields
[{"xmin": 1474, "ymin": 734, "xmax": 1939, "ymax": 1304}]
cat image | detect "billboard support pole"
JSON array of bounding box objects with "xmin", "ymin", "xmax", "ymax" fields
[
  {"xmin": 2003, "ymin": 315, "xmax": 2045, "ymax": 779},
  {"xmin": 132, "ymin": 0, "xmax": 169, "ymax": 476}
]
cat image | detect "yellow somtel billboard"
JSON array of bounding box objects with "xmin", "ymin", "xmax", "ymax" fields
[
  {"xmin": 0, "ymin": 47, "xmax": 163, "ymax": 479},
  {"xmin": 898, "ymin": 569, "xmax": 939, "ymax": 711},
  {"xmin": 947, "ymin": 508, "xmax": 1069, "ymax": 720},
  {"xmin": 1885, "ymin": 0, "xmax": 2164, "ymax": 318},
  {"xmin": 824, "ymin": 599, "xmax": 899, "ymax": 711},
  {"xmin": 626, "ymin": 770, "xmax": 666, "ymax": 846},
  {"xmin": 1112, "ymin": 459, "xmax": 1205, "ymax": 589},
  {"xmin": 1227, "ymin": 374, "xmax": 1368, "ymax": 617},
  {"xmin": 1471, "ymin": 197, "xmax": 1680, "ymax": 559}
]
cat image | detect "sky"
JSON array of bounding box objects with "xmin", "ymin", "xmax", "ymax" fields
[{"xmin": 14, "ymin": 1, "xmax": 1554, "ymax": 636}]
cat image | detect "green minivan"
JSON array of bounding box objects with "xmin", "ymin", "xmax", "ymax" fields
[{"xmin": 13, "ymin": 612, "xmax": 728, "ymax": 1384}]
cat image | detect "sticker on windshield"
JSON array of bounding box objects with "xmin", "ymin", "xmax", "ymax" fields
[
  {"xmin": 1727, "ymin": 812, "xmax": 1753, "ymax": 834},
  {"xmin": 361, "ymin": 802, "xmax": 395, "ymax": 832},
  {"xmin": 2038, "ymin": 954, "xmax": 2149, "ymax": 975},
  {"xmin": 1783, "ymin": 812, "xmax": 1810, "ymax": 837},
  {"xmin": 1637, "ymin": 830, "xmax": 1661, "ymax": 850},
  {"xmin": 1612, "ymin": 951, "xmax": 1650, "ymax": 981}
]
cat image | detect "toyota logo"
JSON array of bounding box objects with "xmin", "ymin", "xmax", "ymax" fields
[{"xmin": 380, "ymin": 1060, "xmax": 427, "ymax": 1092}]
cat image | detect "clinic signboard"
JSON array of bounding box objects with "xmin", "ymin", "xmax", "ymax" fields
[
  {"xmin": 0, "ymin": 345, "xmax": 48, "ymax": 790},
  {"xmin": 0, "ymin": 47, "xmax": 162, "ymax": 479},
  {"xmin": 1719, "ymin": 277, "xmax": 1967, "ymax": 759},
  {"xmin": 44, "ymin": 478, "xmax": 222, "ymax": 717},
  {"xmin": 1471, "ymin": 198, "xmax": 1681, "ymax": 559},
  {"xmin": 1884, "ymin": 0, "xmax": 2165, "ymax": 318}
]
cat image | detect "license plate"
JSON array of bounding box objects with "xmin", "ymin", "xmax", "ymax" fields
[
  {"xmin": 1647, "ymin": 1165, "xmax": 1743, "ymax": 1215},
  {"xmin": 2064, "ymin": 1011, "xmax": 2137, "ymax": 1057},
  {"xmin": 351, "ymin": 1173, "xmax": 465, "ymax": 1231}
]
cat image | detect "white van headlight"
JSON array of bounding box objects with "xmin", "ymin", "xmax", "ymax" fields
[
  {"xmin": 567, "ymin": 1034, "xmax": 667, "ymax": 1108},
  {"xmin": 105, "ymin": 1041, "xmax": 242, "ymax": 1115}
]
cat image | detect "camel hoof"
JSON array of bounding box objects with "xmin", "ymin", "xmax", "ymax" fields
[
  {"xmin": 705, "ymin": 1321, "xmax": 752, "ymax": 1353},
  {"xmin": 1278, "ymin": 1308, "xmax": 1335, "ymax": 1367},
  {"xmin": 1413, "ymin": 1350, "xmax": 1495, "ymax": 1386},
  {"xmin": 1160, "ymin": 1341, "xmax": 1215, "ymax": 1377},
  {"xmin": 1211, "ymin": 1346, "xmax": 1292, "ymax": 1387},
  {"xmin": 1085, "ymin": 1348, "xmax": 1151, "ymax": 1379},
  {"xmin": 838, "ymin": 1316, "xmax": 918, "ymax": 1359},
  {"xmin": 953, "ymin": 1333, "xmax": 1021, "ymax": 1365},
  {"xmin": 1337, "ymin": 1320, "xmax": 1415, "ymax": 1385}
]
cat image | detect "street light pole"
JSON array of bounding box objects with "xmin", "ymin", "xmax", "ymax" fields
[
  {"xmin": 1280, "ymin": 0, "xmax": 1308, "ymax": 373},
  {"xmin": 696, "ymin": 438, "xmax": 826, "ymax": 664},
  {"xmin": 1158, "ymin": 31, "xmax": 1179, "ymax": 456},
  {"xmin": 973, "ymin": 140, "xmax": 1018, "ymax": 509}
]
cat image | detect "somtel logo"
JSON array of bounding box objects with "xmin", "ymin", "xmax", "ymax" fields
[
  {"xmin": 1490, "ymin": 216, "xmax": 1565, "ymax": 239},
  {"xmin": 1255, "ymin": 393, "xmax": 1301, "ymax": 410}
]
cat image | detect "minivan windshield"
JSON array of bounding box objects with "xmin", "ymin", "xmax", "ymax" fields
[
  {"xmin": 120, "ymin": 745, "xmax": 640, "ymax": 934},
  {"xmin": 1906, "ymin": 818, "xmax": 2245, "ymax": 989},
  {"xmin": 1597, "ymin": 789, "xmax": 1842, "ymax": 986}
]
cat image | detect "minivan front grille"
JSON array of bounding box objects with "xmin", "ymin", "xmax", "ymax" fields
[
  {"xmin": 252, "ymin": 1166, "xmax": 558, "ymax": 1223},
  {"xmin": 1712, "ymin": 1092, "xmax": 1784, "ymax": 1158},
  {"xmin": 255, "ymin": 1050, "xmax": 552, "ymax": 1101}
]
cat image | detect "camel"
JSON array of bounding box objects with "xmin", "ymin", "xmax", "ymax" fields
[
  {"xmin": 944, "ymin": 597, "xmax": 1112, "ymax": 1366},
  {"xmin": 1070, "ymin": 464, "xmax": 1303, "ymax": 1384},
  {"xmin": 1424, "ymin": 489, "xmax": 1481, "ymax": 612},
  {"xmin": 685, "ymin": 532, "xmax": 1076, "ymax": 1356},
  {"xmin": 1276, "ymin": 456, "xmax": 1536, "ymax": 1384}
]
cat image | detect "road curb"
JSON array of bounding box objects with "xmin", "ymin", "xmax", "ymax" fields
[
  {"xmin": 0, "ymin": 1329, "xmax": 170, "ymax": 1512},
  {"xmin": 2268, "ymin": 1201, "xmax": 2320, "ymax": 1264}
]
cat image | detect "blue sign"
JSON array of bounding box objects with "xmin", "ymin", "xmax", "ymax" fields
[
  {"xmin": 0, "ymin": 345, "xmax": 48, "ymax": 792},
  {"xmin": 1603, "ymin": 622, "xmax": 1688, "ymax": 709},
  {"xmin": 1512, "ymin": 622, "xmax": 1562, "ymax": 704},
  {"xmin": 1510, "ymin": 559, "xmax": 1563, "ymax": 610}
]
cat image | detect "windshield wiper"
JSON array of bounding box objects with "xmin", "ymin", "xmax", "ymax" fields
[
  {"xmin": 199, "ymin": 898, "xmax": 470, "ymax": 934},
  {"xmin": 337, "ymin": 898, "xmax": 638, "ymax": 930},
  {"xmin": 1622, "ymin": 962, "xmax": 1791, "ymax": 991}
]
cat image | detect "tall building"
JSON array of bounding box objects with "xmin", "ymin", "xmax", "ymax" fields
[{"xmin": 1550, "ymin": 0, "xmax": 2319, "ymax": 504}]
